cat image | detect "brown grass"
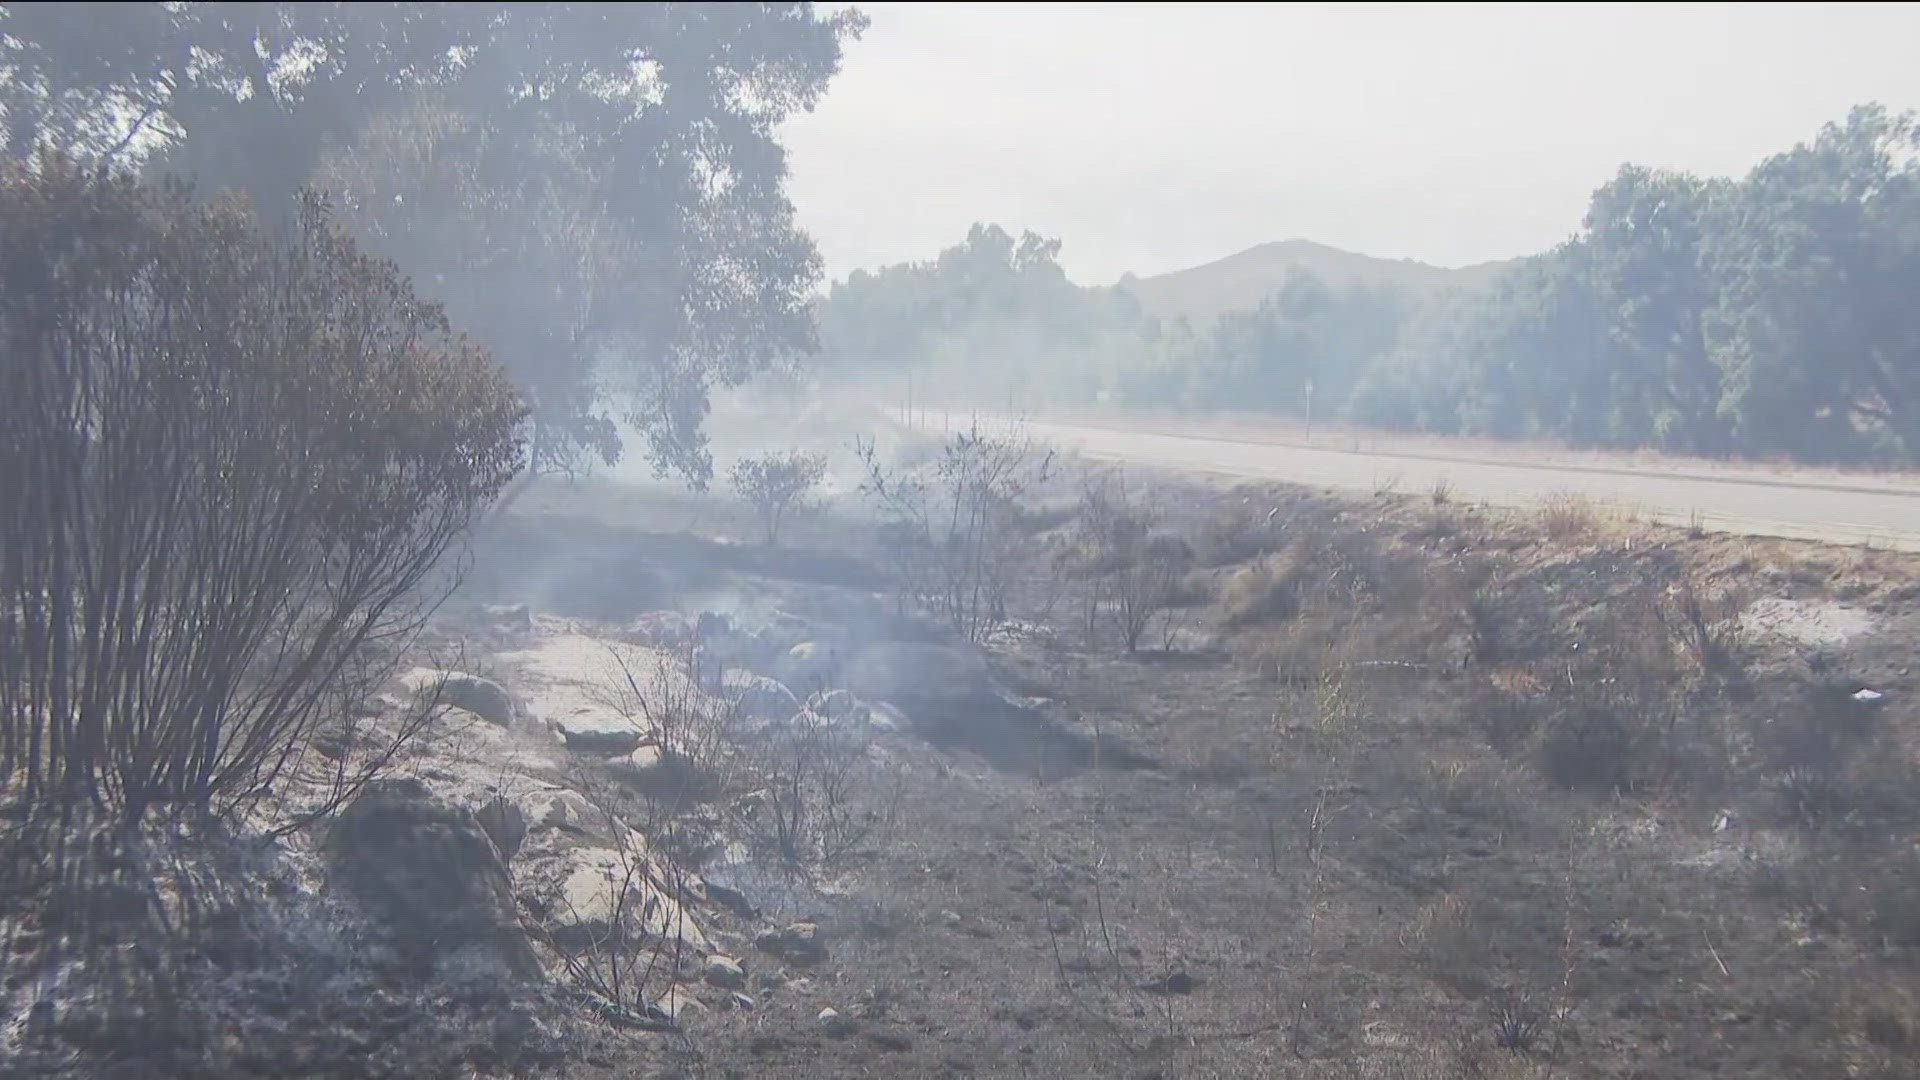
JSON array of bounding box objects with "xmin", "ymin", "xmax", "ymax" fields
[
  {"xmin": 494, "ymin": 464, "xmax": 1920, "ymax": 1080},
  {"xmin": 1537, "ymin": 490, "xmax": 1600, "ymax": 540},
  {"xmin": 1217, "ymin": 548, "xmax": 1305, "ymax": 626}
]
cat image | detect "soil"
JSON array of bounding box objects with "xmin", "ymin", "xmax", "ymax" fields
[
  {"xmin": 489, "ymin": 469, "xmax": 1920, "ymax": 1080},
  {"xmin": 13, "ymin": 461, "xmax": 1917, "ymax": 1080}
]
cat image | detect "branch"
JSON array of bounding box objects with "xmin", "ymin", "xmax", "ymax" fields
[{"xmin": 94, "ymin": 102, "xmax": 164, "ymax": 177}]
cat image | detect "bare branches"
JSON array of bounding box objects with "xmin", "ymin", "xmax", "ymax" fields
[
  {"xmin": 1066, "ymin": 470, "xmax": 1195, "ymax": 652},
  {"xmin": 856, "ymin": 423, "xmax": 1054, "ymax": 644}
]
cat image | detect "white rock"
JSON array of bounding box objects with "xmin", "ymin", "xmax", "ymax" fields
[
  {"xmin": 483, "ymin": 603, "xmax": 534, "ymax": 630},
  {"xmin": 726, "ymin": 671, "xmax": 802, "ymax": 720},
  {"xmin": 777, "ymin": 641, "xmax": 840, "ymax": 691},
  {"xmin": 402, "ymin": 669, "xmax": 516, "ymax": 727}
]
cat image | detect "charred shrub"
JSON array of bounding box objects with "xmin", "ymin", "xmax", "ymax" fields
[
  {"xmin": 1473, "ymin": 593, "xmax": 1730, "ymax": 799},
  {"xmin": 1656, "ymin": 577, "xmax": 1746, "ymax": 674},
  {"xmin": 0, "ymin": 160, "xmax": 525, "ymax": 823},
  {"xmin": 857, "ymin": 424, "xmax": 1053, "ymax": 644},
  {"xmin": 1063, "ymin": 471, "xmax": 1196, "ymax": 651},
  {"xmin": 1538, "ymin": 491, "xmax": 1600, "ymax": 541},
  {"xmin": 737, "ymin": 710, "xmax": 899, "ymax": 872},
  {"xmin": 1761, "ymin": 683, "xmax": 1906, "ymax": 830},
  {"xmin": 1537, "ymin": 703, "xmax": 1646, "ymax": 791}
]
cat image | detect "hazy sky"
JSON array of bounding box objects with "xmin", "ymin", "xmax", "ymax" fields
[{"xmin": 779, "ymin": 2, "xmax": 1920, "ymax": 285}]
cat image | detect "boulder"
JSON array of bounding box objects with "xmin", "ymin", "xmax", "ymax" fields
[
  {"xmin": 436, "ymin": 672, "xmax": 516, "ymax": 727},
  {"xmin": 806, "ymin": 688, "xmax": 871, "ymax": 723},
  {"xmin": 754, "ymin": 922, "xmax": 827, "ymax": 965},
  {"xmin": 483, "ymin": 603, "xmax": 534, "ymax": 631},
  {"xmin": 560, "ymin": 727, "xmax": 653, "ymax": 756},
  {"xmin": 776, "ymin": 642, "xmax": 841, "ymax": 694},
  {"xmin": 703, "ymin": 880, "xmax": 757, "ymax": 920},
  {"xmin": 550, "ymin": 849, "xmax": 708, "ymax": 954},
  {"xmin": 529, "ymin": 790, "xmax": 607, "ymax": 838},
  {"xmin": 474, "ymin": 794, "xmax": 529, "ymax": 862},
  {"xmin": 645, "ymin": 995, "xmax": 704, "ymax": 1026},
  {"xmin": 703, "ymin": 955, "xmax": 747, "ymax": 990},
  {"xmin": 818, "ymin": 1006, "xmax": 850, "ymax": 1037},
  {"xmin": 1138, "ymin": 970, "xmax": 1201, "ymax": 995},
  {"xmin": 326, "ymin": 779, "xmax": 543, "ymax": 982},
  {"xmin": 726, "ymin": 671, "xmax": 802, "ymax": 720},
  {"xmin": 755, "ymin": 611, "xmax": 814, "ymax": 654},
  {"xmin": 626, "ymin": 611, "xmax": 693, "ymax": 651},
  {"xmin": 842, "ymin": 641, "xmax": 996, "ymax": 705}
]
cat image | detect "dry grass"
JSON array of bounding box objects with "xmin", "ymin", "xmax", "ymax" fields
[
  {"xmin": 1537, "ymin": 491, "xmax": 1601, "ymax": 540},
  {"xmin": 1192, "ymin": 501, "xmax": 1280, "ymax": 567},
  {"xmin": 1217, "ymin": 550, "xmax": 1305, "ymax": 626},
  {"xmin": 1408, "ymin": 893, "xmax": 1493, "ymax": 994},
  {"xmin": 1658, "ymin": 576, "xmax": 1748, "ymax": 673},
  {"xmin": 491, "ymin": 467, "xmax": 1920, "ymax": 1080},
  {"xmin": 1167, "ymin": 567, "xmax": 1218, "ymax": 607}
]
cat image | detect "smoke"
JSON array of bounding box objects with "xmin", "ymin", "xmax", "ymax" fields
[{"xmin": 603, "ymin": 377, "xmax": 938, "ymax": 504}]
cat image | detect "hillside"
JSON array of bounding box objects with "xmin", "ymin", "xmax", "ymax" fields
[{"xmin": 1115, "ymin": 238, "xmax": 1519, "ymax": 321}]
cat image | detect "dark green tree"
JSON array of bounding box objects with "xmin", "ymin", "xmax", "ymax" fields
[{"xmin": 1704, "ymin": 105, "xmax": 1920, "ymax": 457}]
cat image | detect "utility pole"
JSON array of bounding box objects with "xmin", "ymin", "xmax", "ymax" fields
[{"xmin": 1303, "ymin": 378, "xmax": 1315, "ymax": 446}]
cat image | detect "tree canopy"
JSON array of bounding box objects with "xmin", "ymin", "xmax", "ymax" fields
[
  {"xmin": 1, "ymin": 2, "xmax": 866, "ymax": 482},
  {"xmin": 817, "ymin": 104, "xmax": 1920, "ymax": 465}
]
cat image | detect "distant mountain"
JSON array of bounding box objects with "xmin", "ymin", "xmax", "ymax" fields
[{"xmin": 1113, "ymin": 238, "xmax": 1520, "ymax": 321}]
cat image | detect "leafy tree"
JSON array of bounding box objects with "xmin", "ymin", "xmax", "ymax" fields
[
  {"xmin": 816, "ymin": 222, "xmax": 1142, "ymax": 409},
  {"xmin": 0, "ymin": 2, "xmax": 867, "ymax": 484},
  {"xmin": 1365, "ymin": 104, "xmax": 1918, "ymax": 462},
  {"xmin": 1704, "ymin": 105, "xmax": 1920, "ymax": 457},
  {"xmin": 314, "ymin": 96, "xmax": 625, "ymax": 478},
  {"xmin": 1578, "ymin": 166, "xmax": 1728, "ymax": 451},
  {"xmin": 730, "ymin": 450, "xmax": 829, "ymax": 546}
]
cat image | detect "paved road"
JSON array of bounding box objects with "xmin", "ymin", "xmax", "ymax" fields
[{"xmin": 988, "ymin": 415, "xmax": 1920, "ymax": 551}]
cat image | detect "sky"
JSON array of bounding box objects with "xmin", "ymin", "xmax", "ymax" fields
[{"xmin": 778, "ymin": 2, "xmax": 1920, "ymax": 286}]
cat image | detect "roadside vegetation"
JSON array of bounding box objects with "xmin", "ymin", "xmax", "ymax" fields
[{"xmin": 817, "ymin": 107, "xmax": 1920, "ymax": 466}]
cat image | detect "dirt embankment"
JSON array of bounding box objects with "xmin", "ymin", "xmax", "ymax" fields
[
  {"xmin": 12, "ymin": 467, "xmax": 1920, "ymax": 1080},
  {"xmin": 506, "ymin": 472, "xmax": 1920, "ymax": 1079}
]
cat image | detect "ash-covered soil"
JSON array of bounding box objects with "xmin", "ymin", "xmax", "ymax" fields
[{"xmin": 9, "ymin": 471, "xmax": 1920, "ymax": 1080}]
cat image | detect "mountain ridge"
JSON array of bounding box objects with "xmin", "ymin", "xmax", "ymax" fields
[{"xmin": 1113, "ymin": 238, "xmax": 1520, "ymax": 321}]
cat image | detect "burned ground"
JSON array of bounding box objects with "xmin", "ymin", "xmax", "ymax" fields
[
  {"xmin": 493, "ymin": 470, "xmax": 1920, "ymax": 1080},
  {"xmin": 9, "ymin": 465, "xmax": 1917, "ymax": 1080}
]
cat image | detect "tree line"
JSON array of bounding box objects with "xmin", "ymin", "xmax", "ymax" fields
[{"xmin": 818, "ymin": 105, "xmax": 1920, "ymax": 464}]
